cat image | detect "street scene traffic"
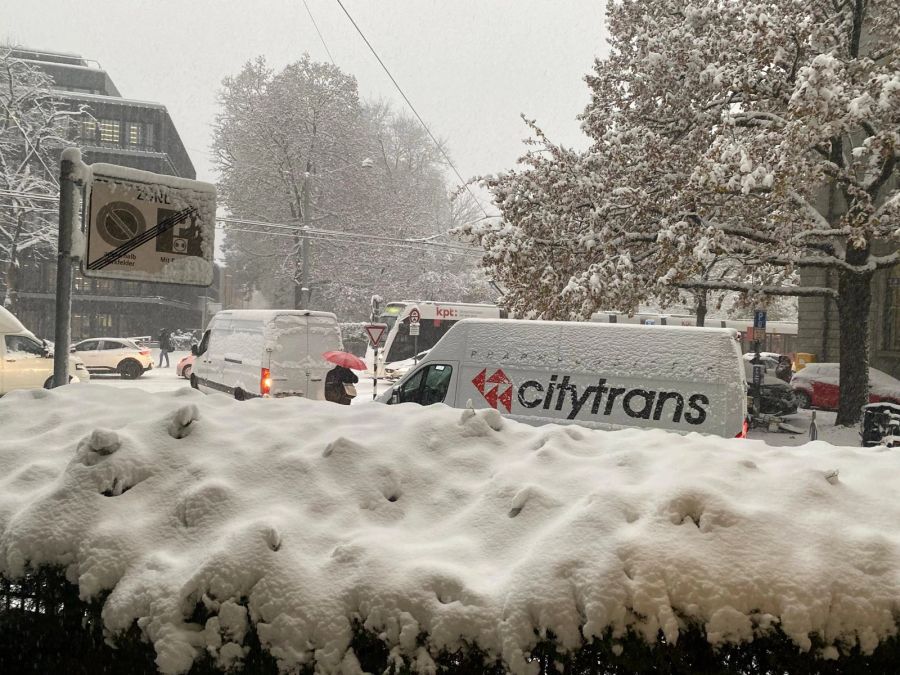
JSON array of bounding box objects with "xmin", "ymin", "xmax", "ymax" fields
[{"xmin": 2, "ymin": 1, "xmax": 900, "ymax": 673}]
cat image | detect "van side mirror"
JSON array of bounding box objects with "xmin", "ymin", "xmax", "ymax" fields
[
  {"xmin": 391, "ymin": 390, "xmax": 400, "ymax": 405},
  {"xmin": 191, "ymin": 344, "xmax": 199, "ymax": 356}
]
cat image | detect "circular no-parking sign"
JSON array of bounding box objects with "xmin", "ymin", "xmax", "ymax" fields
[
  {"xmin": 409, "ymin": 308, "xmax": 421, "ymax": 324},
  {"xmin": 96, "ymin": 201, "xmax": 146, "ymax": 247}
]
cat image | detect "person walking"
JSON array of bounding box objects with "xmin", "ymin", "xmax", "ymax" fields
[
  {"xmin": 325, "ymin": 364, "xmax": 358, "ymax": 405},
  {"xmin": 158, "ymin": 328, "xmax": 172, "ymax": 368}
]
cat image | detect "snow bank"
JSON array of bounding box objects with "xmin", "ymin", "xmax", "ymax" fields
[{"xmin": 1, "ymin": 385, "xmax": 899, "ymax": 673}]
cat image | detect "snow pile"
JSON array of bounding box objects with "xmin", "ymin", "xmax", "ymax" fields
[{"xmin": 2, "ymin": 386, "xmax": 900, "ymax": 673}]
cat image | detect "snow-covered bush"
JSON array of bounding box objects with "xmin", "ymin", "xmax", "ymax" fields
[{"xmin": 2, "ymin": 385, "xmax": 900, "ymax": 673}]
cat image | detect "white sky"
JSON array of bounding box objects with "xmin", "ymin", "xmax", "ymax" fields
[{"xmin": 5, "ymin": 1, "xmax": 607, "ymax": 203}]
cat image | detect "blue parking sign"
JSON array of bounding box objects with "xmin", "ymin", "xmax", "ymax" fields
[{"xmin": 753, "ymin": 310, "xmax": 767, "ymax": 329}]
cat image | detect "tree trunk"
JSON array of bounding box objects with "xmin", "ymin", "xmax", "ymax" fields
[
  {"xmin": 835, "ymin": 270, "xmax": 872, "ymax": 426},
  {"xmin": 2, "ymin": 257, "xmax": 18, "ymax": 311},
  {"xmin": 694, "ymin": 290, "xmax": 707, "ymax": 328},
  {"xmin": 2, "ymin": 213, "xmax": 23, "ymax": 311}
]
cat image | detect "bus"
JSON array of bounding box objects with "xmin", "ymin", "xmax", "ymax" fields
[{"xmin": 366, "ymin": 301, "xmax": 505, "ymax": 373}]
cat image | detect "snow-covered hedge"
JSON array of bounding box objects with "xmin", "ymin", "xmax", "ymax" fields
[{"xmin": 1, "ymin": 386, "xmax": 900, "ymax": 674}]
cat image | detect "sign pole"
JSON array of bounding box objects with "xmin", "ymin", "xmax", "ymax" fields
[
  {"xmin": 363, "ymin": 323, "xmax": 387, "ymax": 401},
  {"xmin": 53, "ymin": 149, "xmax": 83, "ymax": 388},
  {"xmin": 751, "ymin": 310, "xmax": 767, "ymax": 422},
  {"xmin": 373, "ymin": 344, "xmax": 378, "ymax": 401}
]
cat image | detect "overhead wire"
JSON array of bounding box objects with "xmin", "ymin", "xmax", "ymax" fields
[
  {"xmin": 331, "ymin": 0, "xmax": 491, "ymax": 219},
  {"xmin": 225, "ymin": 226, "xmax": 483, "ymax": 259},
  {"xmin": 216, "ymin": 216, "xmax": 474, "ymax": 251},
  {"xmin": 302, "ymin": 0, "xmax": 337, "ymax": 66}
]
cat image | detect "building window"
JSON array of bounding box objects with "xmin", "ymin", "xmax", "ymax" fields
[
  {"xmin": 80, "ymin": 120, "xmax": 98, "ymax": 144},
  {"xmin": 127, "ymin": 122, "xmax": 143, "ymax": 146},
  {"xmin": 885, "ymin": 273, "xmax": 900, "ymax": 351},
  {"xmin": 98, "ymin": 119, "xmax": 121, "ymax": 146}
]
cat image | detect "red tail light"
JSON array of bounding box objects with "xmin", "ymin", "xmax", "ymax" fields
[
  {"xmin": 736, "ymin": 418, "xmax": 749, "ymax": 438},
  {"xmin": 260, "ymin": 367, "xmax": 272, "ymax": 396},
  {"xmin": 140, "ymin": 349, "xmax": 151, "ymax": 356}
]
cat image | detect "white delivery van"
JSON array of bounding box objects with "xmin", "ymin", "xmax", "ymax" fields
[
  {"xmin": 377, "ymin": 319, "xmax": 749, "ymax": 438},
  {"xmin": 191, "ymin": 310, "xmax": 343, "ymax": 400},
  {"xmin": 0, "ymin": 306, "xmax": 88, "ymax": 394}
]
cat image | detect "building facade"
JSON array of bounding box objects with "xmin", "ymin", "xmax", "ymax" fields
[
  {"xmin": 797, "ymin": 261, "xmax": 900, "ymax": 379},
  {"xmin": 6, "ymin": 48, "xmax": 218, "ymax": 341}
]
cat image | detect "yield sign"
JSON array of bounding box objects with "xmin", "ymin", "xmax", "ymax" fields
[{"xmin": 364, "ymin": 323, "xmax": 387, "ymax": 348}]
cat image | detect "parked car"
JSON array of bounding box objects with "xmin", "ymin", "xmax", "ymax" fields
[
  {"xmin": 383, "ymin": 350, "xmax": 430, "ymax": 380},
  {"xmin": 1, "ymin": 307, "xmax": 87, "ymax": 393},
  {"xmin": 791, "ymin": 363, "xmax": 900, "ymax": 410},
  {"xmin": 176, "ymin": 353, "xmax": 195, "ymax": 379},
  {"xmin": 72, "ymin": 338, "xmax": 153, "ymax": 379},
  {"xmin": 743, "ymin": 361, "xmax": 797, "ymax": 417}
]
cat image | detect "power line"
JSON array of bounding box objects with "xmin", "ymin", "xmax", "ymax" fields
[
  {"xmin": 302, "ymin": 0, "xmax": 337, "ymax": 66},
  {"xmin": 332, "ymin": 0, "xmax": 491, "ymax": 219},
  {"xmin": 225, "ymin": 226, "xmax": 483, "ymax": 258},
  {"xmin": 217, "ymin": 215, "xmax": 473, "ymax": 251}
]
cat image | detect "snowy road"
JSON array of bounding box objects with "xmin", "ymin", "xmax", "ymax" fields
[{"xmin": 83, "ymin": 352, "xmax": 861, "ymax": 447}]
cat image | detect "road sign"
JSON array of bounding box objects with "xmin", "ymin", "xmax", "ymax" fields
[
  {"xmin": 84, "ymin": 163, "xmax": 216, "ymax": 286},
  {"xmin": 364, "ymin": 323, "xmax": 387, "ymax": 347},
  {"xmin": 753, "ymin": 310, "xmax": 767, "ymax": 329},
  {"xmin": 409, "ymin": 323, "xmax": 420, "ymax": 336},
  {"xmin": 409, "ymin": 307, "xmax": 421, "ymax": 325}
]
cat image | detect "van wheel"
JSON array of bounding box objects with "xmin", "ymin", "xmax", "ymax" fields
[
  {"xmin": 182, "ymin": 365, "xmax": 192, "ymax": 380},
  {"xmin": 190, "ymin": 373, "xmax": 199, "ymax": 390},
  {"xmin": 234, "ymin": 387, "xmax": 246, "ymax": 401},
  {"xmin": 794, "ymin": 391, "xmax": 812, "ymax": 409},
  {"xmin": 119, "ymin": 360, "xmax": 142, "ymax": 379}
]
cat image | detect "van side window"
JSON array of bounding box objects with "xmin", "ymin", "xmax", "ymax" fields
[
  {"xmin": 197, "ymin": 330, "xmax": 210, "ymax": 356},
  {"xmin": 396, "ymin": 364, "xmax": 454, "ymax": 405}
]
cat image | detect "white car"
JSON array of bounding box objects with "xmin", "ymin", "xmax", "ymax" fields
[
  {"xmin": 1, "ymin": 307, "xmax": 88, "ymax": 393},
  {"xmin": 72, "ymin": 338, "xmax": 153, "ymax": 379},
  {"xmin": 383, "ymin": 350, "xmax": 431, "ymax": 380}
]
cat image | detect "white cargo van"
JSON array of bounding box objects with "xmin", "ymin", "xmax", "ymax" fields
[
  {"xmin": 0, "ymin": 306, "xmax": 87, "ymax": 394},
  {"xmin": 191, "ymin": 310, "xmax": 343, "ymax": 400},
  {"xmin": 377, "ymin": 319, "xmax": 749, "ymax": 438}
]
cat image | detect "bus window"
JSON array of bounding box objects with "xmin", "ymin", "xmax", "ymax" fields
[{"xmin": 386, "ymin": 318, "xmax": 456, "ymax": 362}]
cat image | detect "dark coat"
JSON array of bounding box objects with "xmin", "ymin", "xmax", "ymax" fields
[
  {"xmin": 158, "ymin": 330, "xmax": 173, "ymax": 352},
  {"xmin": 325, "ymin": 365, "xmax": 359, "ymax": 405}
]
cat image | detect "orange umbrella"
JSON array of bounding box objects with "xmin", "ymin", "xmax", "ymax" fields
[{"xmin": 322, "ymin": 351, "xmax": 366, "ymax": 370}]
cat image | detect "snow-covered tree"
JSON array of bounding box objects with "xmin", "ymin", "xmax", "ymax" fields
[
  {"xmin": 0, "ymin": 47, "xmax": 83, "ymax": 310},
  {"xmin": 214, "ymin": 57, "xmax": 487, "ymax": 320},
  {"xmin": 461, "ymin": 0, "xmax": 900, "ymax": 425}
]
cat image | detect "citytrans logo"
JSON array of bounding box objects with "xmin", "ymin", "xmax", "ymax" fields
[{"xmin": 472, "ymin": 368, "xmax": 513, "ymax": 412}]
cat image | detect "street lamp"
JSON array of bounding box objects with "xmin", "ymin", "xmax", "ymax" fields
[{"xmin": 299, "ymin": 157, "xmax": 374, "ymax": 309}]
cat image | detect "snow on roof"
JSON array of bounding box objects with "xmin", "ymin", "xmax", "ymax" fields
[
  {"xmin": 1, "ymin": 385, "xmax": 898, "ymax": 674},
  {"xmin": 0, "ymin": 306, "xmax": 27, "ymax": 333},
  {"xmin": 453, "ymin": 318, "xmax": 744, "ymax": 384}
]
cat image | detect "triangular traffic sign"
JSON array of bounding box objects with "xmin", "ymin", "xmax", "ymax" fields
[{"xmin": 364, "ymin": 323, "xmax": 387, "ymax": 348}]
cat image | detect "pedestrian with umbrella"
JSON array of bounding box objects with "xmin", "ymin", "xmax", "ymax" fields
[{"xmin": 323, "ymin": 351, "xmax": 364, "ymax": 405}]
